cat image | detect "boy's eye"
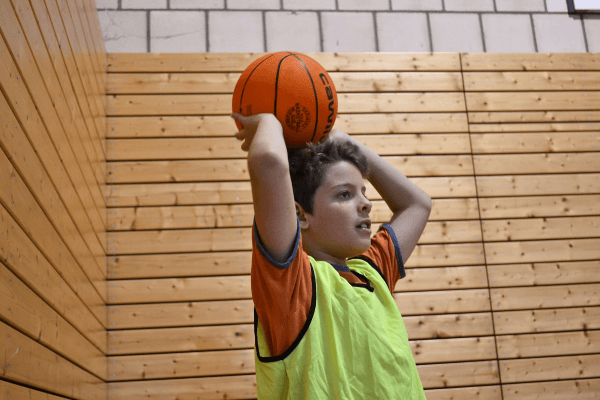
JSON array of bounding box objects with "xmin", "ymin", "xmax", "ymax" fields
[{"xmin": 339, "ymin": 191, "xmax": 352, "ymax": 199}]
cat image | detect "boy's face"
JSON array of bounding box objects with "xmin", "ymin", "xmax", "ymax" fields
[{"xmin": 298, "ymin": 161, "xmax": 372, "ymax": 262}]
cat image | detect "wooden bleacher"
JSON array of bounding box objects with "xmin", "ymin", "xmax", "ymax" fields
[{"xmin": 0, "ymin": 0, "xmax": 599, "ymax": 398}]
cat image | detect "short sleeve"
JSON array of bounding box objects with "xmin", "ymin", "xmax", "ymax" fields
[
  {"xmin": 251, "ymin": 218, "xmax": 312, "ymax": 358},
  {"xmin": 356, "ymin": 223, "xmax": 405, "ymax": 294}
]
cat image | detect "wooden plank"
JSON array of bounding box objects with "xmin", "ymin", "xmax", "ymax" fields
[
  {"xmin": 480, "ymin": 195, "xmax": 600, "ymax": 219},
  {"xmin": 0, "ymin": 25, "xmax": 106, "ymax": 272},
  {"xmin": 404, "ymin": 313, "xmax": 494, "ymax": 339},
  {"xmin": 2, "ymin": 0, "xmax": 106, "ymax": 220},
  {"xmin": 0, "ymin": 204, "xmax": 106, "ymax": 351},
  {"xmin": 466, "ymin": 92, "xmax": 600, "ymax": 112},
  {"xmin": 107, "ymin": 337, "xmax": 494, "ymax": 381},
  {"xmin": 0, "ymin": 93, "xmax": 106, "ymax": 289},
  {"xmin": 464, "ymin": 71, "xmax": 600, "ymax": 91},
  {"xmin": 498, "ymin": 331, "xmax": 600, "ymax": 359},
  {"xmin": 32, "ymin": 0, "xmax": 106, "ymax": 168},
  {"xmin": 482, "ymin": 216, "xmax": 600, "ymax": 242},
  {"xmin": 108, "ymin": 375, "xmax": 256, "ymax": 400},
  {"xmin": 107, "ymin": 71, "xmax": 464, "ymax": 94},
  {"xmin": 107, "ymin": 313, "xmax": 492, "ymax": 355},
  {"xmin": 0, "ymin": 379, "xmax": 66, "ymax": 400},
  {"xmin": 503, "ymin": 378, "xmax": 600, "ymax": 400},
  {"xmin": 0, "ymin": 149, "xmax": 106, "ymax": 325},
  {"xmin": 108, "ymin": 219, "xmax": 478, "ymax": 255},
  {"xmin": 491, "ymin": 284, "xmax": 600, "ymax": 311},
  {"xmin": 106, "ymin": 242, "xmax": 485, "ymax": 279},
  {"xmin": 425, "ymin": 386, "xmax": 502, "ymax": 400},
  {"xmin": 0, "ymin": 322, "xmax": 105, "ymax": 400},
  {"xmin": 495, "ymin": 307, "xmax": 600, "ymax": 335},
  {"xmin": 500, "ymin": 354, "xmax": 600, "ymax": 383},
  {"xmin": 108, "ymin": 349, "xmax": 254, "ymax": 381},
  {"xmin": 107, "ymin": 290, "xmax": 490, "ymax": 329},
  {"xmin": 470, "ymin": 122, "xmax": 600, "ymax": 133},
  {"xmin": 485, "ymin": 238, "xmax": 600, "ymax": 264},
  {"xmin": 405, "ymin": 243, "xmax": 485, "ymax": 268},
  {"xmin": 107, "ymin": 198, "xmax": 477, "ymax": 231},
  {"xmin": 108, "ymin": 136, "xmax": 474, "ymax": 160},
  {"xmin": 473, "ymin": 153, "xmax": 600, "ymax": 175},
  {"xmin": 107, "ymin": 52, "xmax": 462, "ymax": 72},
  {"xmin": 107, "ymin": 266, "xmax": 487, "ymax": 305},
  {"xmin": 0, "ymin": 262, "xmax": 106, "ymax": 379},
  {"xmin": 106, "ymin": 177, "xmax": 476, "ymax": 207},
  {"xmin": 476, "ymin": 174, "xmax": 600, "ymax": 197},
  {"xmin": 488, "ymin": 261, "xmax": 600, "ymax": 287},
  {"xmin": 107, "ymin": 159, "xmax": 476, "ymax": 184},
  {"xmin": 468, "ymin": 110, "xmax": 600, "ymax": 123},
  {"xmin": 461, "ymin": 53, "xmax": 600, "ymax": 71},
  {"xmin": 108, "ymin": 92, "xmax": 466, "ymax": 116},
  {"xmin": 108, "ymin": 324, "xmax": 253, "ymax": 355},
  {"xmin": 417, "ymin": 361, "xmax": 498, "ymax": 388},
  {"xmin": 34, "ymin": 0, "xmax": 106, "ymax": 167},
  {"xmin": 471, "ymin": 132, "xmax": 600, "ymax": 153},
  {"xmin": 109, "ymin": 113, "xmax": 469, "ymax": 137}
]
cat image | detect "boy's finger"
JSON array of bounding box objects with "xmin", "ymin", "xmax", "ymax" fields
[{"xmin": 235, "ymin": 129, "xmax": 245, "ymax": 140}]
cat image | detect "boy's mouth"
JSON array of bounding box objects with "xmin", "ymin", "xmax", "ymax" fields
[{"xmin": 356, "ymin": 219, "xmax": 371, "ymax": 232}]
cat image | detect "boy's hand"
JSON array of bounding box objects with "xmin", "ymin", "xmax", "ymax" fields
[
  {"xmin": 327, "ymin": 128, "xmax": 352, "ymax": 143},
  {"xmin": 233, "ymin": 113, "xmax": 281, "ymax": 152}
]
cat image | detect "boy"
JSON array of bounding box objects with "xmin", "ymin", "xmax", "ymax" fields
[{"xmin": 233, "ymin": 112, "xmax": 431, "ymax": 399}]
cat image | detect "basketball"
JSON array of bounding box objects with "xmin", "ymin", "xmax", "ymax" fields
[{"xmin": 232, "ymin": 52, "xmax": 338, "ymax": 148}]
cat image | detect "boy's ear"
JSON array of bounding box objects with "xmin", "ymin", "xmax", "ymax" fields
[{"xmin": 295, "ymin": 202, "xmax": 309, "ymax": 229}]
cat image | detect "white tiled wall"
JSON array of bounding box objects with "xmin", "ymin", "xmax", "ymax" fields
[{"xmin": 96, "ymin": 0, "xmax": 597, "ymax": 53}]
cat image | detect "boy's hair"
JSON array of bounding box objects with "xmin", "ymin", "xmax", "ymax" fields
[{"xmin": 288, "ymin": 137, "xmax": 369, "ymax": 215}]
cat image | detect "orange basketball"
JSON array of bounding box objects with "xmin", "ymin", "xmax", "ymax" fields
[{"xmin": 232, "ymin": 52, "xmax": 338, "ymax": 148}]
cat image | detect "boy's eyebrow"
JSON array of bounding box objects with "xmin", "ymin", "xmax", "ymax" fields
[{"xmin": 330, "ymin": 183, "xmax": 367, "ymax": 192}]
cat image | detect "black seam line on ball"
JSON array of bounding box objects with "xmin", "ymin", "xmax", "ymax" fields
[
  {"xmin": 289, "ymin": 53, "xmax": 319, "ymax": 142},
  {"xmin": 239, "ymin": 53, "xmax": 278, "ymax": 114},
  {"xmin": 274, "ymin": 52, "xmax": 297, "ymax": 117}
]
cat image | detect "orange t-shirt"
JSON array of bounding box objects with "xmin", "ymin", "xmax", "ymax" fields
[{"xmin": 251, "ymin": 219, "xmax": 405, "ymax": 358}]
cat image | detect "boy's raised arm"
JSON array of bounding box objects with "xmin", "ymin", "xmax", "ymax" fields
[{"xmin": 233, "ymin": 113, "xmax": 298, "ymax": 264}]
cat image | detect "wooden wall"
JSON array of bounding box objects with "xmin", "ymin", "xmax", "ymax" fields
[
  {"xmin": 104, "ymin": 52, "xmax": 600, "ymax": 400},
  {"xmin": 0, "ymin": 0, "xmax": 107, "ymax": 398}
]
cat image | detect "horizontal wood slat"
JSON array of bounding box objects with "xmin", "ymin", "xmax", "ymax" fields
[
  {"xmin": 107, "ymin": 313, "xmax": 493, "ymax": 356},
  {"xmin": 461, "ymin": 53, "xmax": 600, "ymax": 71},
  {"xmin": 502, "ymin": 378, "xmax": 600, "ymax": 400},
  {"xmin": 476, "ymin": 174, "xmax": 600, "ymax": 197},
  {"xmin": 470, "ymin": 121, "xmax": 600, "ymax": 132},
  {"xmin": 479, "ymin": 195, "xmax": 600, "ymax": 219},
  {"xmin": 468, "ymin": 110, "xmax": 600, "ymax": 123},
  {"xmin": 473, "ymin": 153, "xmax": 600, "ymax": 175},
  {"xmin": 494, "ymin": 307, "xmax": 600, "ymax": 335},
  {"xmin": 108, "ymin": 137, "xmax": 475, "ymax": 160},
  {"xmin": 488, "ymin": 261, "xmax": 600, "ymax": 287},
  {"xmin": 107, "ymin": 266, "xmax": 488, "ymax": 305},
  {"xmin": 108, "ymin": 113, "xmax": 469, "ymax": 137},
  {"xmin": 107, "ymin": 177, "xmax": 476, "ymax": 208},
  {"xmin": 484, "ymin": 238, "xmax": 600, "ymax": 264},
  {"xmin": 108, "ymin": 71, "xmax": 464, "ymax": 94},
  {"xmin": 500, "ymin": 354, "xmax": 600, "ymax": 383},
  {"xmin": 466, "ymin": 92, "xmax": 600, "ymax": 112},
  {"xmin": 108, "ymin": 52, "xmax": 462, "ymax": 73},
  {"xmin": 426, "ymin": 386, "xmax": 502, "ymax": 400},
  {"xmin": 471, "ymin": 132, "xmax": 600, "ymax": 153},
  {"xmin": 490, "ymin": 284, "xmax": 600, "ymax": 311},
  {"xmin": 464, "ymin": 71, "xmax": 600, "ymax": 91},
  {"xmin": 108, "ymin": 93, "xmax": 466, "ymax": 116},
  {"xmin": 107, "ymin": 198, "xmax": 478, "ymax": 231},
  {"xmin": 107, "ymin": 289, "xmax": 490, "ymax": 329},
  {"xmin": 497, "ymin": 330, "xmax": 600, "ymax": 359},
  {"xmin": 482, "ymin": 216, "xmax": 600, "ymax": 242}
]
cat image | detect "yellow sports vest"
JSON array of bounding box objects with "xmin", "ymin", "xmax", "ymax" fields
[{"xmin": 254, "ymin": 255, "xmax": 426, "ymax": 399}]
